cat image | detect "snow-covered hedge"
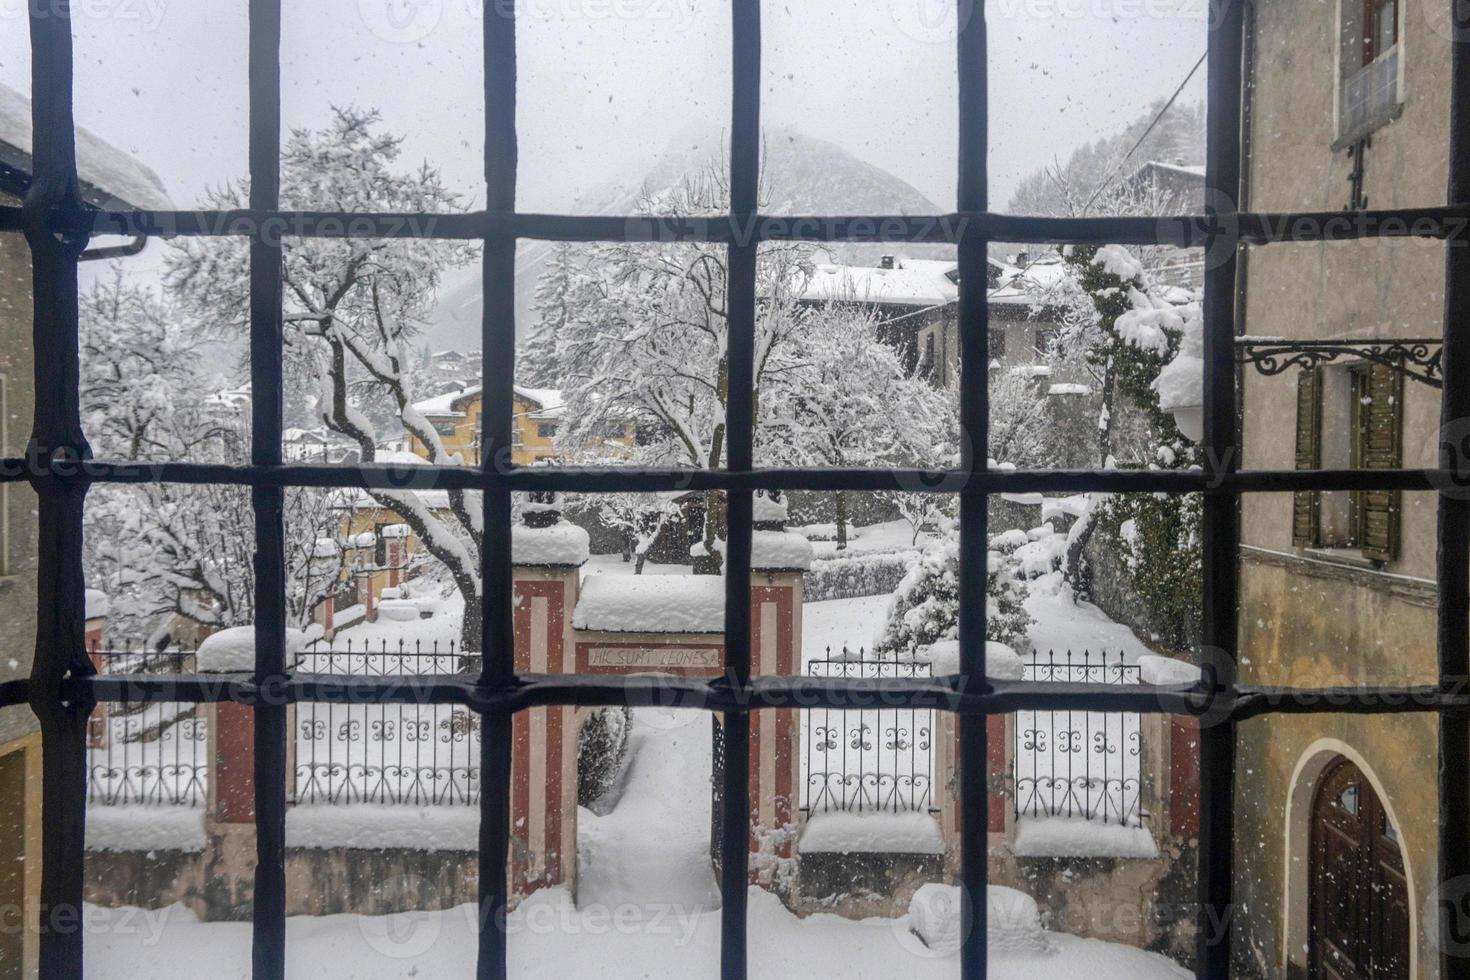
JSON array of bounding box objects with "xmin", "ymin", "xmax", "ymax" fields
[
  {"xmin": 801, "ymin": 551, "xmax": 914, "ymax": 602},
  {"xmin": 577, "ymin": 705, "xmax": 632, "ymax": 811}
]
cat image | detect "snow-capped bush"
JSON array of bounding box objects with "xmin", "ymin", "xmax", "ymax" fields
[
  {"xmin": 577, "ymin": 705, "xmax": 632, "ymax": 811},
  {"xmin": 872, "ymin": 539, "xmax": 1032, "ymax": 654}
]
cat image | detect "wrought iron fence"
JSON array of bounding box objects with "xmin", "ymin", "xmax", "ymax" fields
[
  {"xmin": 802, "ymin": 647, "xmax": 934, "ymax": 815},
  {"xmin": 1015, "ymin": 650, "xmax": 1142, "ymax": 825},
  {"xmin": 291, "ymin": 639, "xmax": 480, "ymax": 805},
  {"xmin": 84, "ymin": 640, "xmax": 481, "ymax": 807},
  {"xmin": 85, "ymin": 647, "xmax": 207, "ymax": 807}
]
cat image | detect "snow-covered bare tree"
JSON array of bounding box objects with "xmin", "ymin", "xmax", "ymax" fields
[
  {"xmin": 554, "ymin": 159, "xmax": 814, "ymax": 572},
  {"xmin": 80, "ymin": 267, "xmax": 351, "ymax": 642},
  {"xmin": 165, "ymin": 106, "xmax": 484, "ymax": 649},
  {"xmin": 761, "ymin": 301, "xmax": 954, "ymax": 548},
  {"xmin": 566, "ymin": 491, "xmax": 680, "ymax": 574}
]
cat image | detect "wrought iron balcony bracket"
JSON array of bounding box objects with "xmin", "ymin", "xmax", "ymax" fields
[{"xmin": 1236, "ymin": 337, "xmax": 1443, "ymax": 388}]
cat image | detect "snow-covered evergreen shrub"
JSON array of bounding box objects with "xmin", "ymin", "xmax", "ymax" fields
[
  {"xmin": 576, "ymin": 705, "xmax": 632, "ymax": 809},
  {"xmin": 1097, "ymin": 492, "xmax": 1202, "ymax": 652},
  {"xmin": 872, "ymin": 540, "xmax": 1032, "ymax": 655},
  {"xmin": 802, "ymin": 552, "xmax": 914, "ymax": 602}
]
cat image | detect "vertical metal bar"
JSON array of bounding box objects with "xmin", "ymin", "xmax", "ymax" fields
[
  {"xmin": 1438, "ymin": 4, "xmax": 1470, "ymax": 977},
  {"xmin": 721, "ymin": 2, "xmax": 760, "ymax": 976},
  {"xmin": 479, "ymin": 0, "xmax": 517, "ymax": 975},
  {"xmin": 955, "ymin": 0, "xmax": 990, "ymax": 974},
  {"xmin": 1198, "ymin": 2, "xmax": 1244, "ymax": 976},
  {"xmin": 247, "ymin": 0, "xmax": 288, "ymax": 973},
  {"xmin": 24, "ymin": 3, "xmax": 91, "ymax": 975}
]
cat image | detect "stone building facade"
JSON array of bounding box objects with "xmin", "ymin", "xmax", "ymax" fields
[{"xmin": 1232, "ymin": 2, "xmax": 1450, "ymax": 977}]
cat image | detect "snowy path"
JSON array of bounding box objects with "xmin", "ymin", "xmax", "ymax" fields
[{"xmin": 576, "ymin": 707, "xmax": 720, "ymax": 912}]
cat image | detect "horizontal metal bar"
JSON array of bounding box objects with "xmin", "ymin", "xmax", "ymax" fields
[
  {"xmin": 5, "ymin": 204, "xmax": 1468, "ymax": 247},
  {"xmin": 55, "ymin": 672, "xmax": 1470, "ymax": 718},
  {"xmin": 0, "ymin": 679, "xmax": 28, "ymax": 709},
  {"xmin": 26, "ymin": 458, "xmax": 1453, "ymax": 495}
]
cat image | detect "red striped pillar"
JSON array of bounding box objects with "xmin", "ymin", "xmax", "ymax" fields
[
  {"xmin": 749, "ymin": 573, "xmax": 802, "ymax": 888},
  {"xmin": 510, "ymin": 568, "xmax": 578, "ymax": 899}
]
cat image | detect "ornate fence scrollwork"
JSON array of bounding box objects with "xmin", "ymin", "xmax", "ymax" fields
[
  {"xmin": 802, "ymin": 648, "xmax": 935, "ymax": 816},
  {"xmin": 86, "ymin": 640, "xmax": 482, "ymax": 808},
  {"xmin": 1014, "ymin": 649, "xmax": 1143, "ymax": 826}
]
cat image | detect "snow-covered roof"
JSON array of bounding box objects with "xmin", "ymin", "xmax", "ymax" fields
[
  {"xmin": 802, "ymin": 258, "xmax": 959, "ymax": 308},
  {"xmin": 1138, "ymin": 160, "xmax": 1206, "ymax": 179},
  {"xmin": 573, "ymin": 574, "xmax": 725, "ymax": 633},
  {"xmin": 411, "ymin": 384, "xmax": 565, "ymax": 421},
  {"xmin": 0, "ymin": 82, "xmax": 174, "ymax": 211},
  {"xmin": 988, "ymin": 253, "xmax": 1068, "ymax": 307},
  {"xmin": 802, "ymin": 253, "xmax": 1061, "ymax": 311}
]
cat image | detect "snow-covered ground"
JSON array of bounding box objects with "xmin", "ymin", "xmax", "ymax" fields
[
  {"xmin": 84, "ymin": 704, "xmax": 1189, "ymax": 980},
  {"xmin": 1023, "ymin": 571, "xmax": 1155, "ymax": 663},
  {"xmin": 803, "ymin": 518, "xmax": 937, "ymax": 560}
]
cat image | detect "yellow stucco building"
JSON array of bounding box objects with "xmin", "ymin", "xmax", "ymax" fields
[{"xmin": 406, "ymin": 384, "xmax": 632, "ymax": 467}]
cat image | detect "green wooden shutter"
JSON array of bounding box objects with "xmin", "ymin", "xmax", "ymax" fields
[
  {"xmin": 1292, "ymin": 368, "xmax": 1323, "ymax": 548},
  {"xmin": 1358, "ymin": 359, "xmax": 1403, "ymax": 562}
]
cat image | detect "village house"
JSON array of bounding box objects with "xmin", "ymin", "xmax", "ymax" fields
[
  {"xmin": 0, "ymin": 80, "xmax": 174, "ymax": 979},
  {"xmin": 1231, "ymin": 1, "xmax": 1447, "ymax": 978},
  {"xmin": 317, "ymin": 384, "xmax": 637, "ymax": 627},
  {"xmin": 404, "ymin": 384, "xmax": 622, "ymax": 467},
  {"xmin": 799, "ymin": 252, "xmax": 1068, "ymax": 388}
]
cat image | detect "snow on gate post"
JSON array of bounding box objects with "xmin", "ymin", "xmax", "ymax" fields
[
  {"xmin": 747, "ymin": 491, "xmax": 811, "ymax": 892},
  {"xmin": 195, "ymin": 625, "xmax": 301, "ymax": 920},
  {"xmin": 509, "ymin": 494, "xmax": 589, "ymax": 903},
  {"xmin": 929, "ymin": 640, "xmax": 1022, "ymax": 876}
]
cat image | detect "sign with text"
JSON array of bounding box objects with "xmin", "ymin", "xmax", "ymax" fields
[{"xmin": 585, "ymin": 646, "xmax": 722, "ymax": 670}]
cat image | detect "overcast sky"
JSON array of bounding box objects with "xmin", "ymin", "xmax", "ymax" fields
[{"xmin": 1, "ymin": 0, "xmax": 1206, "ymax": 216}]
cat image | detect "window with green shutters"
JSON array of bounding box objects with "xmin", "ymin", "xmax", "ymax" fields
[
  {"xmin": 1291, "ymin": 361, "xmax": 1402, "ymax": 561},
  {"xmin": 1292, "ymin": 367, "xmax": 1323, "ymax": 548},
  {"xmin": 1356, "ymin": 359, "xmax": 1404, "ymax": 561}
]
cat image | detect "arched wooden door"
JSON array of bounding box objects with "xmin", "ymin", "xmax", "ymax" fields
[{"xmin": 1310, "ymin": 757, "xmax": 1410, "ymax": 980}]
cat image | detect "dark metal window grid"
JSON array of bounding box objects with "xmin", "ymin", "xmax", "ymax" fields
[{"xmin": 2, "ymin": 1, "xmax": 1470, "ymax": 978}]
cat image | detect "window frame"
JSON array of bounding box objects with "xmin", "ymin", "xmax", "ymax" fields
[{"xmin": 4, "ymin": 3, "xmax": 1470, "ymax": 980}]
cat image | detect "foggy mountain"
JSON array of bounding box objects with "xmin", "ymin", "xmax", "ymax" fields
[{"xmin": 421, "ymin": 127, "xmax": 949, "ymax": 355}]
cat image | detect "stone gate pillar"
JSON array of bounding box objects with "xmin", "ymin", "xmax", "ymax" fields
[
  {"xmin": 927, "ymin": 640, "xmax": 1021, "ymax": 877},
  {"xmin": 196, "ymin": 627, "xmax": 263, "ymax": 920},
  {"xmin": 509, "ymin": 501, "xmax": 588, "ymax": 901},
  {"xmin": 747, "ymin": 490, "xmax": 811, "ymax": 890}
]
